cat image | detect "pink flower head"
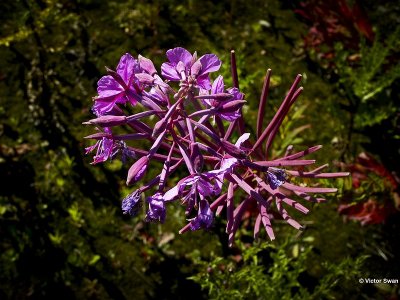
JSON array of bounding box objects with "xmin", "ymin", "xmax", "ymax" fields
[
  {"xmin": 93, "ymin": 53, "xmax": 141, "ymax": 115},
  {"xmin": 161, "ymin": 47, "xmax": 221, "ymax": 90}
]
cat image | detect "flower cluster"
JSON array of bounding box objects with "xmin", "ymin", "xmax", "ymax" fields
[{"xmin": 84, "ymin": 47, "xmax": 348, "ymax": 245}]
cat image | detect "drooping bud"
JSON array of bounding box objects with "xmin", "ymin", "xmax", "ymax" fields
[
  {"xmin": 122, "ymin": 190, "xmax": 142, "ymax": 216},
  {"xmin": 138, "ymin": 54, "xmax": 157, "ymax": 76},
  {"xmin": 83, "ymin": 115, "xmax": 127, "ymax": 127},
  {"xmin": 126, "ymin": 156, "xmax": 149, "ymax": 185}
]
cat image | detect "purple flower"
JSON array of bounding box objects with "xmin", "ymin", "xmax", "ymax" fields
[
  {"xmin": 189, "ymin": 200, "xmax": 213, "ymax": 230},
  {"xmin": 210, "ymin": 133, "xmax": 250, "ymax": 182},
  {"xmin": 85, "ymin": 128, "xmax": 134, "ymax": 164},
  {"xmin": 201, "ymin": 75, "xmax": 244, "ymax": 121},
  {"xmin": 93, "ymin": 53, "xmax": 141, "ymax": 115},
  {"xmin": 145, "ymin": 193, "xmax": 166, "ymax": 223},
  {"xmin": 122, "ymin": 190, "xmax": 141, "ymax": 216},
  {"xmin": 164, "ymin": 172, "xmax": 222, "ymax": 204},
  {"xmin": 161, "ymin": 47, "xmax": 221, "ymax": 90}
]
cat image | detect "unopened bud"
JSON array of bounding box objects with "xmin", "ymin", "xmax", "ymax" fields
[
  {"xmin": 84, "ymin": 132, "xmax": 112, "ymax": 140},
  {"xmin": 152, "ymin": 119, "xmax": 167, "ymax": 138},
  {"xmin": 83, "ymin": 115, "xmax": 127, "ymax": 127},
  {"xmin": 126, "ymin": 156, "xmax": 149, "ymax": 185},
  {"xmin": 218, "ymin": 100, "xmax": 246, "ymax": 113},
  {"xmin": 195, "ymin": 93, "xmax": 234, "ymax": 102}
]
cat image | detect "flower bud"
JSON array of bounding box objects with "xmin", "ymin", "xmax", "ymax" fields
[
  {"xmin": 195, "ymin": 93, "xmax": 233, "ymax": 102},
  {"xmin": 126, "ymin": 156, "xmax": 149, "ymax": 185},
  {"xmin": 218, "ymin": 100, "xmax": 246, "ymax": 113},
  {"xmin": 83, "ymin": 115, "xmax": 127, "ymax": 127},
  {"xmin": 152, "ymin": 119, "xmax": 167, "ymax": 138},
  {"xmin": 84, "ymin": 132, "xmax": 112, "ymax": 140}
]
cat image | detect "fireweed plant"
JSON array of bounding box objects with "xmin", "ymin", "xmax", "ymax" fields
[{"xmin": 84, "ymin": 48, "xmax": 348, "ymax": 245}]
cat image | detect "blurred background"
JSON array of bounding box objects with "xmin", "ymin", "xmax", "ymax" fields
[{"xmin": 0, "ymin": 0, "xmax": 399, "ymax": 299}]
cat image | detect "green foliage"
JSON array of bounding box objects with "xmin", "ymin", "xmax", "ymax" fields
[
  {"xmin": 336, "ymin": 30, "xmax": 400, "ymax": 129},
  {"xmin": 190, "ymin": 240, "xmax": 367, "ymax": 300}
]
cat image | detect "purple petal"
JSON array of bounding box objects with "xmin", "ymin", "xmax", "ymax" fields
[
  {"xmin": 166, "ymin": 47, "xmax": 192, "ymax": 68},
  {"xmin": 92, "ymin": 99, "xmax": 121, "ymax": 116},
  {"xmin": 199, "ymin": 54, "xmax": 221, "ymax": 74},
  {"xmin": 164, "ymin": 185, "xmax": 180, "ymax": 201},
  {"xmin": 190, "ymin": 200, "xmax": 213, "ymax": 231},
  {"xmin": 97, "ymin": 75, "xmax": 124, "ymax": 98},
  {"xmin": 227, "ymin": 87, "xmax": 244, "ymax": 100},
  {"xmin": 211, "ymin": 75, "xmax": 224, "ymax": 94},
  {"xmin": 161, "ymin": 62, "xmax": 181, "ymax": 81},
  {"xmin": 138, "ymin": 54, "xmax": 157, "ymax": 75},
  {"xmin": 196, "ymin": 74, "xmax": 212, "ymax": 90},
  {"xmin": 235, "ymin": 133, "xmax": 250, "ymax": 147},
  {"xmin": 145, "ymin": 193, "xmax": 166, "ymax": 223},
  {"xmin": 116, "ymin": 53, "xmax": 138, "ymax": 85},
  {"xmin": 220, "ymin": 111, "xmax": 241, "ymax": 122}
]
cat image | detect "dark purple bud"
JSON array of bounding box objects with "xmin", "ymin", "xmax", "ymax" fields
[
  {"xmin": 195, "ymin": 93, "xmax": 234, "ymax": 101},
  {"xmin": 220, "ymin": 139, "xmax": 247, "ymax": 158},
  {"xmin": 189, "ymin": 108, "xmax": 216, "ymax": 118},
  {"xmin": 190, "ymin": 61, "xmax": 202, "ymax": 76},
  {"xmin": 84, "ymin": 132, "xmax": 112, "ymax": 140},
  {"xmin": 152, "ymin": 119, "xmax": 167, "ymax": 138},
  {"xmin": 138, "ymin": 54, "xmax": 157, "ymax": 76},
  {"xmin": 83, "ymin": 115, "xmax": 127, "ymax": 127},
  {"xmin": 126, "ymin": 156, "xmax": 149, "ymax": 185},
  {"xmin": 218, "ymin": 100, "xmax": 246, "ymax": 113},
  {"xmin": 122, "ymin": 190, "xmax": 141, "ymax": 216},
  {"xmin": 135, "ymin": 73, "xmax": 155, "ymax": 85},
  {"xmin": 190, "ymin": 143, "xmax": 204, "ymax": 172}
]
